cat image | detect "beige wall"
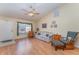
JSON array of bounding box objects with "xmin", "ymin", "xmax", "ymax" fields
[
  {"xmin": 36, "ymin": 4, "xmax": 79, "ymax": 37},
  {"xmin": 32, "ymin": 20, "xmax": 39, "ymax": 32},
  {"xmin": 0, "ymin": 16, "xmax": 34, "ymax": 39}
]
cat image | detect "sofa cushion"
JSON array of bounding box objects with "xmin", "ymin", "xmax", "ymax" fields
[
  {"xmin": 46, "ymin": 34, "xmax": 49, "ymax": 37},
  {"xmin": 38, "ymin": 33, "xmax": 41, "ymax": 35},
  {"xmin": 52, "ymin": 40, "xmax": 65, "ymax": 46}
]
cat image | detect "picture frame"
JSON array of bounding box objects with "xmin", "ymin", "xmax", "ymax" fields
[{"xmin": 42, "ymin": 23, "xmax": 47, "ymax": 28}]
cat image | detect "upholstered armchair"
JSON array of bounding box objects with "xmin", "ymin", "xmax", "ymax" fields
[
  {"xmin": 60, "ymin": 31, "xmax": 78, "ymax": 49},
  {"xmin": 61, "ymin": 31, "xmax": 77, "ymax": 43},
  {"xmin": 51, "ymin": 34, "xmax": 66, "ymax": 51}
]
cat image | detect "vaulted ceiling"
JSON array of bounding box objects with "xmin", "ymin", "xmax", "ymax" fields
[{"xmin": 0, "ymin": 3, "xmax": 64, "ymax": 21}]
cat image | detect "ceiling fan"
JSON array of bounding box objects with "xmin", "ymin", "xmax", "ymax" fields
[{"xmin": 22, "ymin": 5, "xmax": 40, "ymax": 17}]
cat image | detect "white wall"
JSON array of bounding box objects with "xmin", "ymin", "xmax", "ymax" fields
[
  {"xmin": 0, "ymin": 16, "xmax": 34, "ymax": 39},
  {"xmin": 32, "ymin": 20, "xmax": 39, "ymax": 32},
  {"xmin": 36, "ymin": 4, "xmax": 79, "ymax": 37}
]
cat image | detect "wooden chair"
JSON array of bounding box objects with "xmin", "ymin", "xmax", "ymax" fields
[{"xmin": 28, "ymin": 31, "xmax": 34, "ymax": 38}]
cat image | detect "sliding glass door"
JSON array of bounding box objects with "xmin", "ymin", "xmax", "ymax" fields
[{"xmin": 17, "ymin": 22, "xmax": 32, "ymax": 37}]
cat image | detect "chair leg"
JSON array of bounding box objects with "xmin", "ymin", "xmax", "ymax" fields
[
  {"xmin": 63, "ymin": 48, "xmax": 64, "ymax": 51},
  {"xmin": 55, "ymin": 47, "xmax": 57, "ymax": 51},
  {"xmin": 50, "ymin": 41, "xmax": 53, "ymax": 46},
  {"xmin": 51, "ymin": 43, "xmax": 53, "ymax": 46}
]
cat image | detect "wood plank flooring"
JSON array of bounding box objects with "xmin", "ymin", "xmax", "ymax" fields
[{"xmin": 0, "ymin": 38, "xmax": 79, "ymax": 55}]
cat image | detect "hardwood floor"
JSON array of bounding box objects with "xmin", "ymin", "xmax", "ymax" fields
[{"xmin": 0, "ymin": 38, "xmax": 79, "ymax": 55}]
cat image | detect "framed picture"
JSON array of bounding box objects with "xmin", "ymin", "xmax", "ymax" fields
[{"xmin": 42, "ymin": 23, "xmax": 47, "ymax": 28}]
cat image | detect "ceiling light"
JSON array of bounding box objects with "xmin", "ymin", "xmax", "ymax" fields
[{"xmin": 28, "ymin": 12, "xmax": 34, "ymax": 16}]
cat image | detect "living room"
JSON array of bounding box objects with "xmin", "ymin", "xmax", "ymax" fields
[{"xmin": 0, "ymin": 3, "xmax": 79, "ymax": 56}]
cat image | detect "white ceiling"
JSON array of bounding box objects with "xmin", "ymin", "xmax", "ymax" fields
[{"xmin": 0, "ymin": 3, "xmax": 64, "ymax": 21}]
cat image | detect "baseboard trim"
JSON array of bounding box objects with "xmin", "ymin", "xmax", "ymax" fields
[{"xmin": 0, "ymin": 40, "xmax": 15, "ymax": 47}]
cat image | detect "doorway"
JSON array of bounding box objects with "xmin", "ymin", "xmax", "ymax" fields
[{"xmin": 17, "ymin": 22, "xmax": 32, "ymax": 37}]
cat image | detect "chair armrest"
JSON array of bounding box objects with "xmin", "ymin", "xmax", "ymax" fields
[
  {"xmin": 60, "ymin": 40, "xmax": 66, "ymax": 44},
  {"xmin": 60, "ymin": 37, "xmax": 67, "ymax": 43},
  {"xmin": 61, "ymin": 37, "xmax": 66, "ymax": 40}
]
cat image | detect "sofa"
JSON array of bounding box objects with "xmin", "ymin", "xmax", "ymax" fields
[{"xmin": 35, "ymin": 31, "xmax": 53, "ymax": 42}]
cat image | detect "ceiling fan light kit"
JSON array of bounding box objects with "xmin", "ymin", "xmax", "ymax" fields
[{"xmin": 28, "ymin": 12, "xmax": 34, "ymax": 16}]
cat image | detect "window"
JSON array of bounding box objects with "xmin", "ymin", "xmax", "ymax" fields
[{"xmin": 17, "ymin": 22, "xmax": 32, "ymax": 36}]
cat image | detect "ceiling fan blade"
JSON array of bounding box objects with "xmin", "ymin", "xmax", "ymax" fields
[
  {"xmin": 21, "ymin": 9, "xmax": 28, "ymax": 12},
  {"xmin": 34, "ymin": 13, "xmax": 40, "ymax": 15},
  {"xmin": 24, "ymin": 13, "xmax": 28, "ymax": 15},
  {"xmin": 32, "ymin": 8, "xmax": 36, "ymax": 11}
]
